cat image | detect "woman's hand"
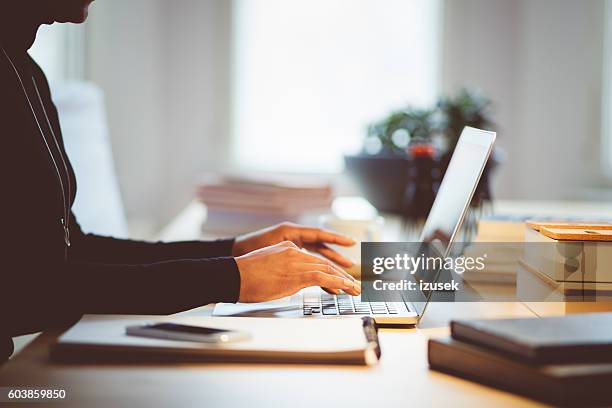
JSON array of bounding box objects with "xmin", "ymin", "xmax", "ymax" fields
[
  {"xmin": 235, "ymin": 241, "xmax": 361, "ymax": 303},
  {"xmin": 232, "ymin": 222, "xmax": 356, "ymax": 267}
]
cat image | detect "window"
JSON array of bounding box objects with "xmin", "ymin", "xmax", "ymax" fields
[
  {"xmin": 231, "ymin": 0, "xmax": 442, "ymax": 173},
  {"xmin": 29, "ymin": 23, "xmax": 85, "ymax": 84}
]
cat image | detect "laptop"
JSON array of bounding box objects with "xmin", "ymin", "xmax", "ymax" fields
[{"xmin": 214, "ymin": 126, "xmax": 496, "ymax": 325}]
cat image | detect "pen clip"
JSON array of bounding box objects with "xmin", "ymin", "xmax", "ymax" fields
[{"xmin": 362, "ymin": 317, "xmax": 381, "ymax": 360}]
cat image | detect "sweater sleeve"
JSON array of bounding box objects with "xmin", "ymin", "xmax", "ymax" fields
[
  {"xmin": 73, "ymin": 256, "xmax": 241, "ymax": 314},
  {"xmin": 68, "ymin": 212, "xmax": 236, "ymax": 264},
  {"xmin": 3, "ymin": 255, "xmax": 241, "ymax": 338}
]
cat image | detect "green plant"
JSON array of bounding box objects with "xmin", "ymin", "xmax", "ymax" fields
[
  {"xmin": 437, "ymin": 88, "xmax": 495, "ymax": 154},
  {"xmin": 365, "ymin": 107, "xmax": 436, "ymax": 155},
  {"xmin": 363, "ymin": 88, "xmax": 495, "ymax": 156}
]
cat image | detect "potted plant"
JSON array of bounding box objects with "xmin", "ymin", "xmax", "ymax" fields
[
  {"xmin": 344, "ymin": 107, "xmax": 440, "ymax": 215},
  {"xmin": 345, "ymin": 88, "xmax": 497, "ymax": 222}
]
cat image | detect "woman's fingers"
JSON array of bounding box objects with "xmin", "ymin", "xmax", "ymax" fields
[
  {"xmin": 292, "ymin": 248, "xmax": 350, "ymax": 274},
  {"xmin": 292, "ymin": 249, "xmax": 360, "ymax": 291},
  {"xmin": 286, "ymin": 247, "xmax": 360, "ymax": 294},
  {"xmin": 297, "ymin": 227, "xmax": 356, "ymax": 247},
  {"xmin": 292, "ymin": 254, "xmax": 354, "ymax": 280},
  {"xmin": 322, "ymin": 287, "xmax": 341, "ymax": 295},
  {"xmin": 293, "ymin": 262, "xmax": 360, "ymax": 295},
  {"xmin": 303, "ymin": 243, "xmax": 354, "ymax": 267},
  {"xmin": 294, "ymin": 262, "xmax": 354, "ymax": 282},
  {"xmin": 300, "ymin": 271, "xmax": 354, "ymax": 292}
]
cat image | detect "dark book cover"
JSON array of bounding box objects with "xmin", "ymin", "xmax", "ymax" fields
[
  {"xmin": 428, "ymin": 337, "xmax": 612, "ymax": 407},
  {"xmin": 450, "ymin": 312, "xmax": 612, "ymax": 364}
]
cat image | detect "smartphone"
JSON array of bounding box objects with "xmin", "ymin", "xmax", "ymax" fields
[{"xmin": 126, "ymin": 323, "xmax": 251, "ymax": 344}]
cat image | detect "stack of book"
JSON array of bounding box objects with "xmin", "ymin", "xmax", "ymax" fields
[
  {"xmin": 196, "ymin": 174, "xmax": 333, "ymax": 235},
  {"xmin": 465, "ymin": 215, "xmax": 568, "ymax": 285},
  {"xmin": 428, "ymin": 313, "xmax": 612, "ymax": 406},
  {"xmin": 519, "ymin": 221, "xmax": 612, "ymax": 314},
  {"xmin": 466, "ymin": 216, "xmax": 612, "ymax": 286}
]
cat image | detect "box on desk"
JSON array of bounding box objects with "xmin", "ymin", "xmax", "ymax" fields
[
  {"xmin": 467, "ymin": 216, "xmax": 612, "ymax": 285},
  {"xmin": 518, "ymin": 222, "xmax": 612, "ymax": 315},
  {"xmin": 523, "ymin": 222, "xmax": 612, "ymax": 283}
]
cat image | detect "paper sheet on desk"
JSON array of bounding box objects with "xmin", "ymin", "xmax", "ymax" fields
[
  {"xmin": 213, "ymin": 287, "xmax": 326, "ymax": 317},
  {"xmin": 213, "ymin": 299, "xmax": 302, "ymax": 317}
]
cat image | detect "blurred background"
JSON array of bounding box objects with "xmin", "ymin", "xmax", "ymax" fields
[{"xmin": 29, "ymin": 0, "xmax": 612, "ymax": 239}]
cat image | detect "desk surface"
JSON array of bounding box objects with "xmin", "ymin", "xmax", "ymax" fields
[
  {"xmin": 6, "ymin": 198, "xmax": 598, "ymax": 407},
  {"xmin": 0, "ymin": 302, "xmax": 541, "ymax": 408}
]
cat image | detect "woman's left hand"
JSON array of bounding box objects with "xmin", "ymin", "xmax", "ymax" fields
[{"xmin": 232, "ymin": 222, "xmax": 356, "ymax": 267}]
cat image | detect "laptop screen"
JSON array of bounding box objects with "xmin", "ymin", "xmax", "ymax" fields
[
  {"xmin": 420, "ymin": 127, "xmax": 496, "ymax": 255},
  {"xmin": 410, "ymin": 127, "xmax": 496, "ymax": 316}
]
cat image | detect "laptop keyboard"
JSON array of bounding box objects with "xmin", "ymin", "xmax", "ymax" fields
[{"xmin": 302, "ymin": 293, "xmax": 400, "ymax": 316}]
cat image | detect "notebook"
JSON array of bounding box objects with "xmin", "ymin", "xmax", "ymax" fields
[
  {"xmin": 50, "ymin": 315, "xmax": 381, "ymax": 366},
  {"xmin": 450, "ymin": 313, "xmax": 612, "ymax": 364}
]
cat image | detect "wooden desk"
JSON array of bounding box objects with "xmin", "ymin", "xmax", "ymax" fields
[
  {"xmin": 11, "ymin": 198, "xmax": 599, "ymax": 407},
  {"xmin": 0, "ymin": 302, "xmax": 540, "ymax": 408}
]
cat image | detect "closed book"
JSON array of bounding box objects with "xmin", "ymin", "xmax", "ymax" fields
[
  {"xmin": 428, "ymin": 337, "xmax": 612, "ymax": 407},
  {"xmin": 451, "ymin": 313, "xmax": 612, "ymax": 364}
]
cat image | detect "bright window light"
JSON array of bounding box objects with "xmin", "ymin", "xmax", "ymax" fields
[
  {"xmin": 29, "ymin": 23, "xmax": 85, "ymax": 84},
  {"xmin": 231, "ymin": 0, "xmax": 442, "ymax": 173},
  {"xmin": 29, "ymin": 24, "xmax": 68, "ymax": 83}
]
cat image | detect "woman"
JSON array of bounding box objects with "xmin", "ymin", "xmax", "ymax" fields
[{"xmin": 0, "ymin": 0, "xmax": 359, "ymax": 361}]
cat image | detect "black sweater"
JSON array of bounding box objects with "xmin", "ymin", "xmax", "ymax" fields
[{"xmin": 0, "ymin": 40, "xmax": 240, "ymax": 361}]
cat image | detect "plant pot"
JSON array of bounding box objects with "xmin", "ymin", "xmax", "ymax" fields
[
  {"xmin": 344, "ymin": 154, "xmax": 411, "ymax": 214},
  {"xmin": 345, "ymin": 149, "xmax": 498, "ymax": 220}
]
